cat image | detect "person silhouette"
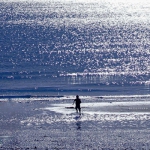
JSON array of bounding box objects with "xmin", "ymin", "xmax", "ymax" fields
[{"xmin": 73, "ymin": 95, "xmax": 81, "ymax": 114}]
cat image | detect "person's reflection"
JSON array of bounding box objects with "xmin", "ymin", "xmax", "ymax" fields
[{"xmin": 76, "ymin": 121, "xmax": 81, "ymax": 130}]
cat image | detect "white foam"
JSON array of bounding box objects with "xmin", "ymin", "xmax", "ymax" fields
[
  {"xmin": 43, "ymin": 101, "xmax": 150, "ymax": 116},
  {"xmin": 0, "ymin": 99, "xmax": 7, "ymax": 102},
  {"xmin": 1, "ymin": 94, "xmax": 150, "ymax": 103}
]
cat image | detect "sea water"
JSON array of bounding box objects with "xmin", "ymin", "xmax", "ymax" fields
[{"xmin": 0, "ymin": 0, "xmax": 150, "ymax": 98}]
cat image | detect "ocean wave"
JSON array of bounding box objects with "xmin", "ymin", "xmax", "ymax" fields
[
  {"xmin": 0, "ymin": 95, "xmax": 64, "ymax": 99},
  {"xmin": 0, "ymin": 94, "xmax": 150, "ymax": 101}
]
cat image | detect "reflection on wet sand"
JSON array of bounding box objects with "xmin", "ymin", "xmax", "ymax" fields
[{"xmin": 76, "ymin": 121, "xmax": 81, "ymax": 130}]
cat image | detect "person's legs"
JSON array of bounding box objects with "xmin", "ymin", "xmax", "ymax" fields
[
  {"xmin": 76, "ymin": 105, "xmax": 81, "ymax": 114},
  {"xmin": 79, "ymin": 107, "xmax": 81, "ymax": 114},
  {"xmin": 75, "ymin": 106, "xmax": 78, "ymax": 113}
]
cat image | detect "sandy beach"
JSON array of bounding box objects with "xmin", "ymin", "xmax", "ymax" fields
[{"xmin": 1, "ymin": 96, "xmax": 150, "ymax": 150}]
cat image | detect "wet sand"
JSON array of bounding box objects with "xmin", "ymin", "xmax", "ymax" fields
[{"xmin": 1, "ymin": 98, "xmax": 150, "ymax": 150}]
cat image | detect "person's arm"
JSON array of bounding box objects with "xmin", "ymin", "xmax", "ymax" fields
[{"xmin": 73, "ymin": 99, "xmax": 75, "ymax": 105}]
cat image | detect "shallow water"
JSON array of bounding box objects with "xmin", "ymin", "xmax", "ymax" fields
[{"xmin": 1, "ymin": 98, "xmax": 150, "ymax": 149}]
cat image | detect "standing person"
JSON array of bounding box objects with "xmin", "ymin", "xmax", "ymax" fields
[{"xmin": 73, "ymin": 95, "xmax": 81, "ymax": 114}]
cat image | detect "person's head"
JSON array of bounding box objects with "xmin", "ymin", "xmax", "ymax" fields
[{"xmin": 76, "ymin": 95, "xmax": 79, "ymax": 99}]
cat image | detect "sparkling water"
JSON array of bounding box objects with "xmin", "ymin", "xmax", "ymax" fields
[{"xmin": 0, "ymin": 0, "xmax": 150, "ymax": 97}]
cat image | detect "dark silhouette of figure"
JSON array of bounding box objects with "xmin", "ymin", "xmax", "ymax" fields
[{"xmin": 73, "ymin": 95, "xmax": 81, "ymax": 114}]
